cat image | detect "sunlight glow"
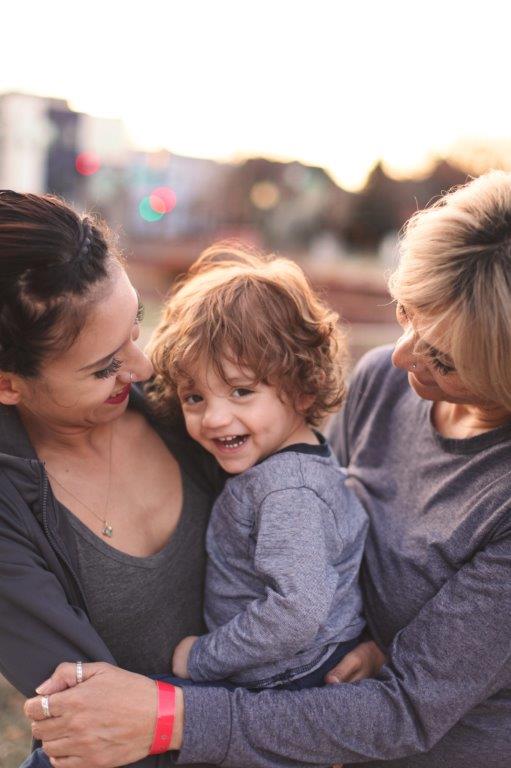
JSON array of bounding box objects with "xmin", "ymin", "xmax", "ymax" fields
[{"xmin": 1, "ymin": 1, "xmax": 509, "ymax": 191}]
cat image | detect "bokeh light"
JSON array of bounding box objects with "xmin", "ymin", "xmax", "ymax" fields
[
  {"xmin": 149, "ymin": 186, "xmax": 177, "ymax": 214},
  {"xmin": 139, "ymin": 196, "xmax": 164, "ymax": 222},
  {"xmin": 250, "ymin": 181, "xmax": 280, "ymax": 210},
  {"xmin": 75, "ymin": 152, "xmax": 101, "ymax": 176}
]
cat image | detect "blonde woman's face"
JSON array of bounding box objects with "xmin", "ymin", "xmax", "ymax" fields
[{"xmin": 391, "ymin": 303, "xmax": 484, "ymax": 405}]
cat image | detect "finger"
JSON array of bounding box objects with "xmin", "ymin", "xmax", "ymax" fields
[
  {"xmin": 325, "ymin": 655, "xmax": 361, "ymax": 684},
  {"xmin": 25, "ymin": 694, "xmax": 61, "ymax": 722},
  {"xmin": 50, "ymin": 759, "xmax": 83, "ymax": 768},
  {"xmin": 32, "ymin": 717, "xmax": 69, "ymax": 741},
  {"xmin": 36, "ymin": 660, "xmax": 99, "ymax": 695},
  {"xmin": 43, "ymin": 737, "xmax": 79, "ymax": 759}
]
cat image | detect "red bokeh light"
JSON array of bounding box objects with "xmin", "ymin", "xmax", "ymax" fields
[
  {"xmin": 75, "ymin": 152, "xmax": 101, "ymax": 176},
  {"xmin": 149, "ymin": 187, "xmax": 176, "ymax": 214}
]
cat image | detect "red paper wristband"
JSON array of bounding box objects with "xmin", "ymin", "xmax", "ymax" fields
[{"xmin": 149, "ymin": 681, "xmax": 176, "ymax": 755}]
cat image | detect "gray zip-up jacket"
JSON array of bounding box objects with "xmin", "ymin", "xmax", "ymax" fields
[{"xmin": 0, "ymin": 388, "xmax": 220, "ymax": 768}]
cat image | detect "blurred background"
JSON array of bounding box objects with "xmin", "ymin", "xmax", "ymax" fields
[{"xmin": 2, "ymin": 0, "xmax": 511, "ymax": 763}]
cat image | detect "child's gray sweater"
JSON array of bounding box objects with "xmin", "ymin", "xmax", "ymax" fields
[{"xmin": 187, "ymin": 439, "xmax": 368, "ymax": 687}]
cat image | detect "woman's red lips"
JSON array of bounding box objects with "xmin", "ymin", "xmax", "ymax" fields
[{"xmin": 105, "ymin": 384, "xmax": 131, "ymax": 404}]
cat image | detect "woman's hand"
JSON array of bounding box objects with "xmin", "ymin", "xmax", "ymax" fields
[
  {"xmin": 325, "ymin": 640, "xmax": 387, "ymax": 684},
  {"xmin": 24, "ymin": 661, "xmax": 184, "ymax": 768},
  {"xmin": 172, "ymin": 634, "xmax": 198, "ymax": 678}
]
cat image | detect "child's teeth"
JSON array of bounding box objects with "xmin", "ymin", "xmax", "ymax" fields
[{"xmin": 217, "ymin": 435, "xmax": 247, "ymax": 449}]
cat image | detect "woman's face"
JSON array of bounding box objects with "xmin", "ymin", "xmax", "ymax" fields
[
  {"xmin": 391, "ymin": 302, "xmax": 483, "ymax": 405},
  {"xmin": 13, "ymin": 267, "xmax": 154, "ymax": 431}
]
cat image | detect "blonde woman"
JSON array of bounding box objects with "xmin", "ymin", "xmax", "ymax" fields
[{"xmin": 26, "ymin": 172, "xmax": 511, "ymax": 767}]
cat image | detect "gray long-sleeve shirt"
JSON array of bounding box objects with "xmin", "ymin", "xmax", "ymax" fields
[
  {"xmin": 176, "ymin": 346, "xmax": 511, "ymax": 768},
  {"xmin": 188, "ymin": 439, "xmax": 367, "ymax": 687}
]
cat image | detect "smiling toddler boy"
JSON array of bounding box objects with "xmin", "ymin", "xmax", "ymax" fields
[{"xmin": 148, "ymin": 243, "xmax": 368, "ymax": 690}]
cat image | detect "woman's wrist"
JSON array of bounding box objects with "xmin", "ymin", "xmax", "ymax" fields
[{"xmin": 170, "ymin": 685, "xmax": 184, "ymax": 750}]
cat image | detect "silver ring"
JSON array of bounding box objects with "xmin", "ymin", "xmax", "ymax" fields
[
  {"xmin": 41, "ymin": 695, "xmax": 51, "ymax": 718},
  {"xmin": 76, "ymin": 660, "xmax": 84, "ymax": 684}
]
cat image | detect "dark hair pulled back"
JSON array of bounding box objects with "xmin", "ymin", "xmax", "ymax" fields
[{"xmin": 0, "ymin": 190, "xmax": 118, "ymax": 377}]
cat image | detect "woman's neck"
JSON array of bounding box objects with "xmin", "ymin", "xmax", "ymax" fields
[
  {"xmin": 17, "ymin": 405, "xmax": 113, "ymax": 458},
  {"xmin": 432, "ymin": 400, "xmax": 511, "ymax": 439}
]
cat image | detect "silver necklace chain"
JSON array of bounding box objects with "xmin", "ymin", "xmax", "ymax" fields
[{"xmin": 45, "ymin": 424, "xmax": 115, "ymax": 537}]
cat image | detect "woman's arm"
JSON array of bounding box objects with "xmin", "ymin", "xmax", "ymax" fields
[
  {"xmin": 177, "ymin": 531, "xmax": 510, "ymax": 767},
  {"xmin": 181, "ymin": 528, "xmax": 511, "ymax": 767},
  {"xmin": 27, "ymin": 533, "xmax": 511, "ymax": 768}
]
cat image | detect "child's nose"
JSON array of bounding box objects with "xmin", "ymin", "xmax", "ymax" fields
[{"xmin": 202, "ymin": 402, "xmax": 232, "ymax": 430}]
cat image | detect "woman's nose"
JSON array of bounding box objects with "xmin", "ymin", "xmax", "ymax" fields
[
  {"xmin": 391, "ymin": 328, "xmax": 416, "ymax": 371},
  {"xmin": 118, "ymin": 346, "xmax": 154, "ymax": 385}
]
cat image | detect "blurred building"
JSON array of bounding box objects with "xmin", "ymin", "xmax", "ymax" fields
[
  {"xmin": 0, "ymin": 92, "xmax": 54, "ymax": 192},
  {"xmin": 0, "ymin": 92, "xmax": 129, "ymax": 216}
]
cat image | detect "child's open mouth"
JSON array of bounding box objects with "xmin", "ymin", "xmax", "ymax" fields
[{"xmin": 213, "ymin": 435, "xmax": 249, "ymax": 451}]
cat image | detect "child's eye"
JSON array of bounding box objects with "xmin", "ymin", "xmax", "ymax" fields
[
  {"xmin": 94, "ymin": 357, "xmax": 122, "ymax": 380},
  {"xmin": 232, "ymin": 388, "xmax": 254, "ymax": 398},
  {"xmin": 183, "ymin": 393, "xmax": 203, "ymax": 405}
]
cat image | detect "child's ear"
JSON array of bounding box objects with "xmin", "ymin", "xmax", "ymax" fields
[
  {"xmin": 296, "ymin": 393, "xmax": 315, "ymax": 414},
  {"xmin": 0, "ymin": 373, "xmax": 23, "ymax": 406}
]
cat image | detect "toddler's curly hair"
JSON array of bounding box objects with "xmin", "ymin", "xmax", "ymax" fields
[{"xmin": 146, "ymin": 242, "xmax": 348, "ymax": 426}]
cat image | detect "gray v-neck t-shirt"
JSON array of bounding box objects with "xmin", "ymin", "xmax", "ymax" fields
[{"xmin": 63, "ymin": 470, "xmax": 210, "ymax": 675}]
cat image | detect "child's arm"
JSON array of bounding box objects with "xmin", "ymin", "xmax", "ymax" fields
[{"xmin": 184, "ymin": 487, "xmax": 341, "ymax": 682}]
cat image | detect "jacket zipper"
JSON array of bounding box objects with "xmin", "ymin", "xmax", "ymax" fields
[{"xmin": 40, "ymin": 464, "xmax": 90, "ymax": 613}]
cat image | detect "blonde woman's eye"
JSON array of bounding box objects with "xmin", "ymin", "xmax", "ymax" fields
[{"xmin": 431, "ymin": 357, "xmax": 455, "ymax": 376}]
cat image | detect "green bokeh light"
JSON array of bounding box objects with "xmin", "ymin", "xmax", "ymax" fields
[{"xmin": 139, "ymin": 196, "xmax": 164, "ymax": 222}]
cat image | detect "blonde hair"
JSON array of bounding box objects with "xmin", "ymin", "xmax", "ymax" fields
[
  {"xmin": 146, "ymin": 242, "xmax": 347, "ymax": 425},
  {"xmin": 389, "ymin": 170, "xmax": 511, "ymax": 409}
]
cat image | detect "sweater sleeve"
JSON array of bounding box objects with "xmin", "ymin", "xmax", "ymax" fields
[
  {"xmin": 187, "ymin": 487, "xmax": 337, "ymax": 682},
  {"xmin": 178, "ymin": 530, "xmax": 511, "ymax": 766}
]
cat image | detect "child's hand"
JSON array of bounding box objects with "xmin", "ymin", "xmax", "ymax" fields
[
  {"xmin": 172, "ymin": 635, "xmax": 199, "ymax": 679},
  {"xmin": 325, "ymin": 640, "xmax": 387, "ymax": 684}
]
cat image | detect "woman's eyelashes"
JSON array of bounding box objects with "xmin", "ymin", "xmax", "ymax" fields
[
  {"xmin": 430, "ymin": 356, "xmax": 455, "ymax": 376},
  {"xmin": 92, "ymin": 305, "xmax": 144, "ymax": 381},
  {"xmin": 94, "ymin": 357, "xmax": 122, "ymax": 380}
]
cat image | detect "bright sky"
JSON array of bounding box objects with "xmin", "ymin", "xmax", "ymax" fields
[{"xmin": 2, "ymin": 0, "xmax": 510, "ymax": 190}]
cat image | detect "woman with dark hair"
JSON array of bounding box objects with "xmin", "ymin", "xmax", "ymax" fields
[
  {"xmin": 24, "ymin": 171, "xmax": 511, "ymax": 768},
  {"xmin": 0, "ymin": 190, "xmax": 227, "ymax": 768}
]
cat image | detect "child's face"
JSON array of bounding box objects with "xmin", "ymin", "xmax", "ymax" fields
[{"xmin": 177, "ymin": 359, "xmax": 312, "ymax": 473}]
